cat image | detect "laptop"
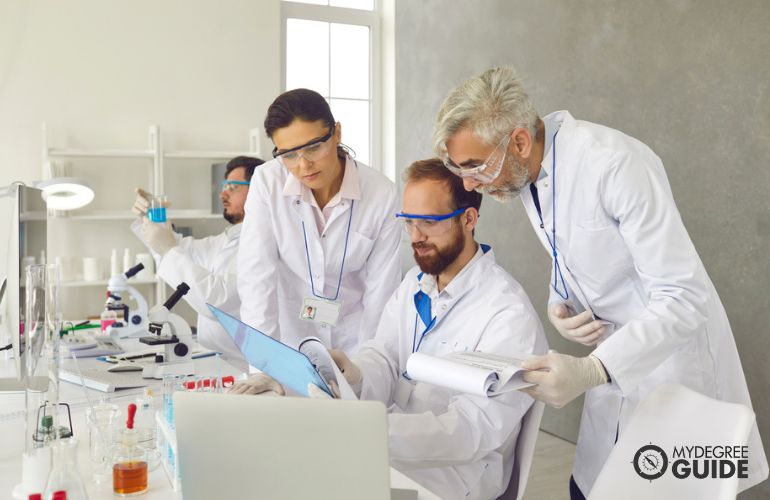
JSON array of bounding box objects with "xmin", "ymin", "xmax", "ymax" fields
[{"xmin": 174, "ymin": 392, "xmax": 397, "ymax": 500}]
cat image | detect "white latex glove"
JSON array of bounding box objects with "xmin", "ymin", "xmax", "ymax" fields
[
  {"xmin": 520, "ymin": 351, "xmax": 609, "ymax": 408},
  {"xmin": 548, "ymin": 302, "xmax": 606, "ymax": 347},
  {"xmin": 307, "ymin": 382, "xmax": 337, "ymax": 399},
  {"xmin": 228, "ymin": 373, "xmax": 286, "ymax": 396},
  {"xmin": 141, "ymin": 217, "xmax": 177, "ymax": 256},
  {"xmin": 329, "ymin": 349, "xmax": 362, "ymax": 387},
  {"xmin": 131, "ymin": 188, "xmax": 152, "ymax": 217}
]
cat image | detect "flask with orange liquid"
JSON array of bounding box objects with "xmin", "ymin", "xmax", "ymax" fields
[{"xmin": 112, "ymin": 403, "xmax": 148, "ymax": 496}]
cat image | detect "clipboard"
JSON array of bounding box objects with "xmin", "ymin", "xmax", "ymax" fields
[{"xmin": 207, "ymin": 304, "xmax": 334, "ymax": 397}]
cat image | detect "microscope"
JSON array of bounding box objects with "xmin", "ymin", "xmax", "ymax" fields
[
  {"xmin": 102, "ymin": 263, "xmax": 149, "ymax": 341},
  {"xmin": 139, "ymin": 282, "xmax": 195, "ymax": 380}
]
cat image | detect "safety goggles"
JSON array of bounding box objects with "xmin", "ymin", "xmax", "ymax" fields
[
  {"xmin": 395, "ymin": 207, "xmax": 468, "ymax": 237},
  {"xmin": 272, "ymin": 125, "xmax": 336, "ymax": 168},
  {"xmin": 442, "ymin": 134, "xmax": 511, "ymax": 183},
  {"xmin": 219, "ymin": 180, "xmax": 250, "ymax": 193}
]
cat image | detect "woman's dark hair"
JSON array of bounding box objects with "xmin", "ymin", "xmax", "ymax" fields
[
  {"xmin": 225, "ymin": 156, "xmax": 264, "ymax": 181},
  {"xmin": 264, "ymin": 88, "xmax": 335, "ymax": 139}
]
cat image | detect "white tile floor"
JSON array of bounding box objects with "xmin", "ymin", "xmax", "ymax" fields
[{"xmin": 523, "ymin": 431, "xmax": 577, "ymax": 500}]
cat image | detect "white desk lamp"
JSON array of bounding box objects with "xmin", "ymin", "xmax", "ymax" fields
[
  {"xmin": 34, "ymin": 177, "xmax": 94, "ymax": 210},
  {"xmin": 1, "ymin": 177, "xmax": 94, "ymax": 210}
]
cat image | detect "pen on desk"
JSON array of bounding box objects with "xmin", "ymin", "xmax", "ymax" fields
[
  {"xmin": 192, "ymin": 351, "xmax": 219, "ymax": 360},
  {"xmin": 107, "ymin": 352, "xmax": 158, "ymax": 363},
  {"xmin": 105, "ymin": 350, "xmax": 221, "ymax": 363}
]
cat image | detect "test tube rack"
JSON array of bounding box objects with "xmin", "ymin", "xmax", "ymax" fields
[{"xmin": 155, "ymin": 411, "xmax": 181, "ymax": 491}]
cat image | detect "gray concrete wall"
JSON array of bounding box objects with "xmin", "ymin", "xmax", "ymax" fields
[{"xmin": 395, "ymin": 1, "xmax": 769, "ymax": 497}]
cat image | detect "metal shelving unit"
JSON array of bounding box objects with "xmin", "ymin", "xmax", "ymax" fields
[{"xmin": 42, "ymin": 124, "xmax": 262, "ymax": 313}]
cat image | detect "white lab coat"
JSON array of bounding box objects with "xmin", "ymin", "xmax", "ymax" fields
[
  {"xmin": 237, "ymin": 156, "xmax": 401, "ymax": 354},
  {"xmin": 131, "ymin": 220, "xmax": 247, "ymax": 372},
  {"xmin": 520, "ymin": 110, "xmax": 768, "ymax": 494},
  {"xmin": 355, "ymin": 246, "xmax": 548, "ymax": 500}
]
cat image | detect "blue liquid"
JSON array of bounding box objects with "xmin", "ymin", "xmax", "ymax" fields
[
  {"xmin": 149, "ymin": 207, "xmax": 167, "ymax": 223},
  {"xmin": 164, "ymin": 392, "xmax": 174, "ymax": 428}
]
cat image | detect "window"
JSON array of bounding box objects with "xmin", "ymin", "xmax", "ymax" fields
[{"xmin": 282, "ymin": 1, "xmax": 380, "ymax": 168}]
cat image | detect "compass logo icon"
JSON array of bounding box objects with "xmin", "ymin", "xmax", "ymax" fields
[{"xmin": 633, "ymin": 444, "xmax": 668, "ymax": 481}]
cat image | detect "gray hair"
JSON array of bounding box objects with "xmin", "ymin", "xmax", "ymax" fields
[{"xmin": 432, "ymin": 66, "xmax": 540, "ymax": 157}]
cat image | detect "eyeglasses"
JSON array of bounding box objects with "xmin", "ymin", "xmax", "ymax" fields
[
  {"xmin": 272, "ymin": 125, "xmax": 336, "ymax": 168},
  {"xmin": 442, "ymin": 133, "xmax": 511, "ymax": 183},
  {"xmin": 220, "ymin": 180, "xmax": 250, "ymax": 193},
  {"xmin": 395, "ymin": 207, "xmax": 468, "ymax": 237}
]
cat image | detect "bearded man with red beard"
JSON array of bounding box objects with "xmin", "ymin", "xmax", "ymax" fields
[{"xmin": 325, "ymin": 157, "xmax": 549, "ymax": 500}]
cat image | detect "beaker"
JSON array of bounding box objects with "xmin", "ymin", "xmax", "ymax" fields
[
  {"xmin": 86, "ymin": 402, "xmax": 120, "ymax": 483},
  {"xmin": 149, "ymin": 195, "xmax": 167, "ymax": 224}
]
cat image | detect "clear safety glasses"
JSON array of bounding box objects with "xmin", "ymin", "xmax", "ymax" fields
[
  {"xmin": 219, "ymin": 180, "xmax": 250, "ymax": 193},
  {"xmin": 273, "ymin": 125, "xmax": 336, "ymax": 169},
  {"xmin": 442, "ymin": 134, "xmax": 511, "ymax": 183},
  {"xmin": 395, "ymin": 207, "xmax": 468, "ymax": 237}
]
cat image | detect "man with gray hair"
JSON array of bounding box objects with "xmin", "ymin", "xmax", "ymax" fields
[{"xmin": 433, "ymin": 66, "xmax": 767, "ymax": 498}]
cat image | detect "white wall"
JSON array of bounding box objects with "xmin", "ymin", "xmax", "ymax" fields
[
  {"xmin": 0, "ymin": 0, "xmax": 281, "ymax": 320},
  {"xmin": 394, "ymin": 5, "xmax": 770, "ymax": 498}
]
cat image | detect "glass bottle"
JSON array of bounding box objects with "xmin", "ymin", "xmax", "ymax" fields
[
  {"xmin": 43, "ymin": 438, "xmax": 89, "ymax": 500},
  {"xmin": 134, "ymin": 389, "xmax": 159, "ymax": 470},
  {"xmin": 111, "ymin": 404, "xmax": 148, "ymax": 496}
]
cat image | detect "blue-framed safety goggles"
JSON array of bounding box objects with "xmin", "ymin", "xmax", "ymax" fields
[
  {"xmin": 220, "ymin": 180, "xmax": 250, "ymax": 192},
  {"xmin": 395, "ymin": 207, "xmax": 469, "ymax": 237}
]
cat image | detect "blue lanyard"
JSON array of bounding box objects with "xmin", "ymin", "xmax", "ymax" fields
[
  {"xmin": 530, "ymin": 130, "xmax": 569, "ymax": 300},
  {"xmin": 300, "ymin": 199, "xmax": 354, "ymax": 302}
]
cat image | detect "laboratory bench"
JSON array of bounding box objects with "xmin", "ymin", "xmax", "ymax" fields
[{"xmin": 0, "ymin": 355, "xmax": 439, "ymax": 499}]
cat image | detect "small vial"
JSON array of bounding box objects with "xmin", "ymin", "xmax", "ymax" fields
[{"xmin": 149, "ymin": 195, "xmax": 167, "ymax": 224}]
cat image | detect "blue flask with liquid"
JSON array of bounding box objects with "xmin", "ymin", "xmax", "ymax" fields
[{"xmin": 149, "ymin": 195, "xmax": 167, "ymax": 223}]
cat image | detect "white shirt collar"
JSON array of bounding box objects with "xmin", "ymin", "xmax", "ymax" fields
[
  {"xmin": 538, "ymin": 111, "xmax": 567, "ymax": 181},
  {"xmin": 225, "ymin": 223, "xmax": 242, "ymax": 240}
]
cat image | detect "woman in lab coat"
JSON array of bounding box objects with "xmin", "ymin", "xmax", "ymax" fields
[
  {"xmin": 237, "ymin": 88, "xmax": 401, "ymax": 361},
  {"xmin": 434, "ymin": 67, "xmax": 768, "ymax": 498}
]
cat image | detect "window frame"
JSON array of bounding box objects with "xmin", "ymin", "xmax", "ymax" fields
[{"xmin": 281, "ymin": 1, "xmax": 381, "ymax": 171}]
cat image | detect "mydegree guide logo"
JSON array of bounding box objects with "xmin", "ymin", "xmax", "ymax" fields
[{"xmin": 633, "ymin": 443, "xmax": 749, "ymax": 482}]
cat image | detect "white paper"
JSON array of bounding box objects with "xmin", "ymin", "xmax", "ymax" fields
[{"xmin": 406, "ymin": 351, "xmax": 533, "ymax": 397}]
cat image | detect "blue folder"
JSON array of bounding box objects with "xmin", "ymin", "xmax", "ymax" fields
[{"xmin": 207, "ymin": 304, "xmax": 333, "ymax": 397}]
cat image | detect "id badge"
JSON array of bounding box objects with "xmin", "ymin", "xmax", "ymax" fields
[
  {"xmin": 300, "ymin": 296, "xmax": 342, "ymax": 326},
  {"xmin": 394, "ymin": 374, "xmax": 415, "ymax": 410}
]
